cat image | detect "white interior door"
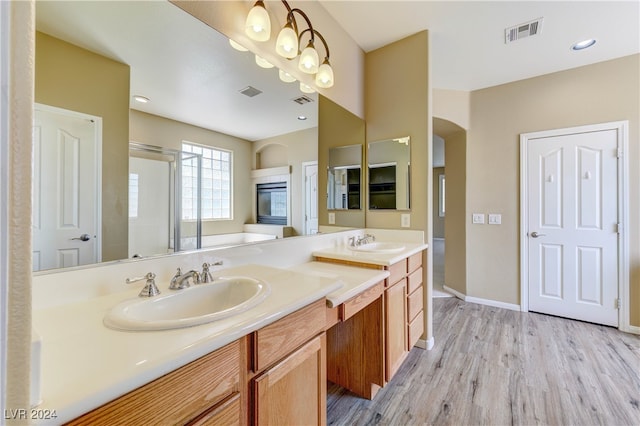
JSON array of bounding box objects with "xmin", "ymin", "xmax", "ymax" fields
[
  {"xmin": 304, "ymin": 162, "xmax": 318, "ymax": 234},
  {"xmin": 525, "ymin": 128, "xmax": 619, "ymax": 326},
  {"xmin": 33, "ymin": 106, "xmax": 100, "ymax": 271}
]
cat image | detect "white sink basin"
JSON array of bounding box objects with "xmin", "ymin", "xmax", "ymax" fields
[
  {"xmin": 350, "ymin": 242, "xmax": 406, "ymax": 254},
  {"xmin": 104, "ymin": 276, "xmax": 271, "ymax": 331}
]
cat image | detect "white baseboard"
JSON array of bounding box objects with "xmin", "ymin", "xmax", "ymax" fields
[
  {"xmin": 442, "ymin": 285, "xmax": 521, "ymax": 312},
  {"xmin": 623, "ymin": 324, "xmax": 640, "ymax": 335},
  {"xmin": 425, "ymin": 337, "xmax": 434, "ymax": 350}
]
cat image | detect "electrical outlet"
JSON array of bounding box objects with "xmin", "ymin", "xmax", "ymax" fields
[
  {"xmin": 328, "ymin": 212, "xmax": 335, "ymax": 225},
  {"xmin": 472, "ymin": 213, "xmax": 485, "ymax": 224},
  {"xmin": 488, "ymin": 214, "xmax": 502, "ymax": 225},
  {"xmin": 401, "ymin": 214, "xmax": 410, "ymax": 228}
]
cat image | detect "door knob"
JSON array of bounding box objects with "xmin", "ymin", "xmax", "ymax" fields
[
  {"xmin": 530, "ymin": 231, "xmax": 546, "ymax": 238},
  {"xmin": 71, "ymin": 233, "xmax": 91, "ymax": 242}
]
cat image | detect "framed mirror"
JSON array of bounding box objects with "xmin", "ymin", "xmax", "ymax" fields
[
  {"xmin": 327, "ymin": 145, "xmax": 362, "ymax": 210},
  {"xmin": 368, "ymin": 136, "xmax": 411, "ymax": 210}
]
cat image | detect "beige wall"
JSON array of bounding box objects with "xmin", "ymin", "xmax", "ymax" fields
[
  {"xmin": 432, "ymin": 167, "xmax": 445, "ymax": 238},
  {"xmin": 468, "ymin": 54, "xmax": 640, "ymax": 326},
  {"xmin": 318, "ymin": 96, "xmax": 366, "ymax": 228},
  {"xmin": 443, "ymin": 130, "xmax": 467, "ymax": 295},
  {"xmin": 365, "ymin": 32, "xmax": 430, "ymax": 234},
  {"xmin": 365, "ymin": 31, "xmax": 432, "ymax": 341},
  {"xmin": 130, "ymin": 110, "xmax": 252, "ymax": 236},
  {"xmin": 433, "ymin": 89, "xmax": 470, "ymax": 131},
  {"xmin": 35, "ymin": 32, "xmax": 130, "ymax": 261},
  {"xmin": 252, "ymin": 127, "xmax": 319, "ymax": 236}
]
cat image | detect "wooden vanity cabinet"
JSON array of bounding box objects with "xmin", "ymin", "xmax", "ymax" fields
[
  {"xmin": 66, "ymin": 339, "xmax": 246, "ymax": 426},
  {"xmin": 249, "ymin": 298, "xmax": 327, "ymax": 426},
  {"xmin": 316, "ymin": 249, "xmax": 425, "ymax": 385},
  {"xmin": 385, "ymin": 277, "xmax": 408, "ymax": 381},
  {"xmin": 325, "ymin": 281, "xmax": 385, "ymax": 400}
]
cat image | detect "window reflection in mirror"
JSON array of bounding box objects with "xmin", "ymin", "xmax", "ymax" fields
[
  {"xmin": 327, "ymin": 145, "xmax": 362, "ymax": 210},
  {"xmin": 368, "ymin": 136, "xmax": 410, "ymax": 210}
]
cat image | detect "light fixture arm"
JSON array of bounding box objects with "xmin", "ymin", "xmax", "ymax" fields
[
  {"xmin": 287, "ymin": 8, "xmax": 315, "ymax": 43},
  {"xmin": 312, "ymin": 29, "xmax": 330, "ymax": 61}
]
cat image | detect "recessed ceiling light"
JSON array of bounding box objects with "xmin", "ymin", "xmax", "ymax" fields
[
  {"xmin": 133, "ymin": 95, "xmax": 149, "ymax": 103},
  {"xmin": 571, "ymin": 39, "xmax": 596, "ymax": 51},
  {"xmin": 298, "ymin": 115, "xmax": 307, "ymax": 121}
]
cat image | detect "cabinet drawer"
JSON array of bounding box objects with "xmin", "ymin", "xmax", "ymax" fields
[
  {"xmin": 67, "ymin": 340, "xmax": 241, "ymax": 426},
  {"xmin": 408, "ymin": 252, "xmax": 422, "ymax": 273},
  {"xmin": 340, "ymin": 281, "xmax": 384, "ymax": 321},
  {"xmin": 407, "ymin": 286, "xmax": 423, "ymax": 322},
  {"xmin": 408, "ymin": 310, "xmax": 424, "ymax": 350},
  {"xmin": 387, "ymin": 260, "xmax": 407, "ymax": 286},
  {"xmin": 254, "ymin": 298, "xmax": 326, "ymax": 372},
  {"xmin": 407, "ymin": 267, "xmax": 423, "ymax": 294},
  {"xmin": 188, "ymin": 393, "xmax": 241, "ymax": 426}
]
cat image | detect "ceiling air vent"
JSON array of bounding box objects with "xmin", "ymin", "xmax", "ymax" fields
[
  {"xmin": 505, "ymin": 17, "xmax": 544, "ymax": 44},
  {"xmin": 239, "ymin": 86, "xmax": 263, "ymax": 97},
  {"xmin": 291, "ymin": 95, "xmax": 314, "ymax": 105}
]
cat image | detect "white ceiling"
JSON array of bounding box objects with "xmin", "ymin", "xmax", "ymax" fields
[
  {"xmin": 35, "ymin": 1, "xmax": 318, "ymax": 142},
  {"xmin": 320, "ymin": 0, "xmax": 640, "ymax": 91},
  {"xmin": 36, "ymin": 1, "xmax": 639, "ymax": 141}
]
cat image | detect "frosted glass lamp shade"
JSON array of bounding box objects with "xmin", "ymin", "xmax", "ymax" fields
[
  {"xmin": 315, "ymin": 61, "xmax": 334, "ymax": 88},
  {"xmin": 255, "ymin": 55, "xmax": 274, "ymax": 69},
  {"xmin": 298, "ymin": 42, "xmax": 319, "ymax": 74},
  {"xmin": 276, "ymin": 25, "xmax": 298, "ymax": 59},
  {"xmin": 245, "ymin": 2, "xmax": 271, "ymax": 42},
  {"xmin": 279, "ymin": 69, "xmax": 296, "ymax": 83},
  {"xmin": 300, "ymin": 82, "xmax": 315, "ymax": 93},
  {"xmin": 229, "ymin": 39, "xmax": 248, "ymax": 52}
]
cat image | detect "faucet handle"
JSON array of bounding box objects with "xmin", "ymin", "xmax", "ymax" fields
[
  {"xmin": 126, "ymin": 272, "xmax": 161, "ymax": 297},
  {"xmin": 201, "ymin": 263, "xmax": 214, "ymax": 283},
  {"xmin": 169, "ymin": 268, "xmax": 183, "ymax": 290}
]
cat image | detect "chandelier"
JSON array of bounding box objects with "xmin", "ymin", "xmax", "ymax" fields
[{"xmin": 243, "ymin": 0, "xmax": 334, "ymax": 90}]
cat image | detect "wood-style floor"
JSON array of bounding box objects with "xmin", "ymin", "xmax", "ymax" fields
[{"xmin": 327, "ymin": 297, "xmax": 640, "ymax": 426}]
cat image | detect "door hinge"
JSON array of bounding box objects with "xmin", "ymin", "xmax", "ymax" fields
[
  {"xmin": 615, "ymin": 298, "xmax": 621, "ymax": 309},
  {"xmin": 617, "ymin": 148, "xmax": 623, "ymax": 159},
  {"xmin": 616, "ymin": 222, "xmax": 622, "ymax": 234}
]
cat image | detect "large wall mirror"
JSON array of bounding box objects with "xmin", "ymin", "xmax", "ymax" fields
[
  {"xmin": 327, "ymin": 145, "xmax": 362, "ymax": 210},
  {"xmin": 368, "ymin": 136, "xmax": 411, "ymax": 210},
  {"xmin": 33, "ymin": 1, "xmax": 320, "ymax": 272}
]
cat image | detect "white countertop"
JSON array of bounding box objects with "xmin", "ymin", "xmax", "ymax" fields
[
  {"xmin": 32, "ymin": 264, "xmax": 342, "ymax": 424},
  {"xmin": 312, "ymin": 242, "xmax": 428, "ymax": 266},
  {"xmin": 288, "ymin": 261, "xmax": 390, "ymax": 307}
]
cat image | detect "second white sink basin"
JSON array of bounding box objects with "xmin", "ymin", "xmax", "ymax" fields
[
  {"xmin": 350, "ymin": 242, "xmax": 406, "ymax": 254},
  {"xmin": 104, "ymin": 276, "xmax": 271, "ymax": 331}
]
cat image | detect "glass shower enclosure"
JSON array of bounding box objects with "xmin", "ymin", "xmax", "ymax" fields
[{"xmin": 128, "ymin": 143, "xmax": 202, "ymax": 258}]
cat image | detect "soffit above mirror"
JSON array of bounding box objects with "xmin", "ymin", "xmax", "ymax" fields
[{"xmin": 35, "ymin": 0, "xmax": 317, "ymax": 142}]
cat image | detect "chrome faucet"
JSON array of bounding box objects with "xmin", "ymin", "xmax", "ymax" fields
[
  {"xmin": 169, "ymin": 268, "xmax": 201, "ymax": 290},
  {"xmin": 201, "ymin": 260, "xmax": 223, "ymax": 283},
  {"xmin": 350, "ymin": 234, "xmax": 376, "ymax": 247},
  {"xmin": 126, "ymin": 272, "xmax": 161, "ymax": 297}
]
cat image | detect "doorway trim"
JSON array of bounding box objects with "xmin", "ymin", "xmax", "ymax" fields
[
  {"xmin": 34, "ymin": 103, "xmax": 103, "ymax": 264},
  {"xmin": 302, "ymin": 161, "xmax": 318, "ymax": 235},
  {"xmin": 520, "ymin": 121, "xmax": 630, "ymax": 332}
]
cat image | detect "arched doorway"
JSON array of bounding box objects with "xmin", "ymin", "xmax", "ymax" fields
[{"xmin": 433, "ymin": 117, "xmax": 467, "ymax": 297}]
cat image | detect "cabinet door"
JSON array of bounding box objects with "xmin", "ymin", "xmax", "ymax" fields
[
  {"xmin": 385, "ymin": 278, "xmax": 408, "ymax": 382},
  {"xmin": 253, "ymin": 334, "xmax": 326, "ymax": 426}
]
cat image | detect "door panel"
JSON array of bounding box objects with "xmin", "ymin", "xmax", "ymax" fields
[
  {"xmin": 33, "ymin": 107, "xmax": 99, "ymax": 271},
  {"xmin": 528, "ymin": 129, "xmax": 618, "ymax": 326}
]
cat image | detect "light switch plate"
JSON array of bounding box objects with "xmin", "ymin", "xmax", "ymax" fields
[
  {"xmin": 488, "ymin": 214, "xmax": 502, "ymax": 225},
  {"xmin": 472, "ymin": 213, "xmax": 485, "ymax": 224},
  {"xmin": 401, "ymin": 214, "xmax": 410, "ymax": 228},
  {"xmin": 328, "ymin": 212, "xmax": 335, "ymax": 225}
]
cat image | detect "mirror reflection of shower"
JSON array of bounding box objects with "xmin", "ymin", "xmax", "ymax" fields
[{"xmin": 128, "ymin": 143, "xmax": 202, "ymax": 258}]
